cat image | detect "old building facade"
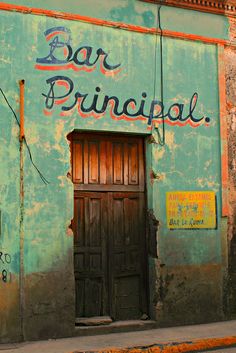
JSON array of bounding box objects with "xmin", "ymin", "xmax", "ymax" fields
[{"xmin": 0, "ymin": 0, "xmax": 236, "ymax": 343}]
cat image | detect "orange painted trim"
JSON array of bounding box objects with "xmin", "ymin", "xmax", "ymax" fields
[
  {"xmin": 0, "ymin": 2, "xmax": 229, "ymax": 46},
  {"xmin": 19, "ymin": 79, "xmax": 25, "ymax": 142},
  {"xmin": 162, "ymin": 29, "xmax": 227, "ymax": 46},
  {"xmin": 72, "ymin": 336, "xmax": 236, "ymax": 353},
  {"xmin": 218, "ymin": 44, "xmax": 229, "ymax": 217}
]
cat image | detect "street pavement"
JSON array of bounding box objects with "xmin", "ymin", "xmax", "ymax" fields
[{"xmin": 0, "ymin": 320, "xmax": 236, "ymax": 353}]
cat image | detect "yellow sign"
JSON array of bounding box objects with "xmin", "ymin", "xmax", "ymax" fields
[{"xmin": 166, "ymin": 191, "xmax": 216, "ymax": 229}]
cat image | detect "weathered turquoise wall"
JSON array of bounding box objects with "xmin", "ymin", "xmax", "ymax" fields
[
  {"xmin": 0, "ymin": 1, "xmax": 229, "ymax": 342},
  {"xmin": 2, "ymin": 0, "xmax": 230, "ymax": 39}
]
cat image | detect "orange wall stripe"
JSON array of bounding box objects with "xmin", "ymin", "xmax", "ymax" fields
[
  {"xmin": 162, "ymin": 29, "xmax": 227, "ymax": 45},
  {"xmin": 0, "ymin": 2, "xmax": 229, "ymax": 45},
  {"xmin": 218, "ymin": 44, "xmax": 229, "ymax": 217}
]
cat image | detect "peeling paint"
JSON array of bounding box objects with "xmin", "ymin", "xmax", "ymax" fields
[
  {"xmin": 196, "ymin": 177, "xmax": 220, "ymax": 190},
  {"xmin": 25, "ymin": 201, "xmax": 46, "ymax": 216}
]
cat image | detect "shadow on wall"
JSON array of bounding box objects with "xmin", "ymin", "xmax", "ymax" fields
[{"xmin": 23, "ymin": 248, "xmax": 75, "ymax": 341}]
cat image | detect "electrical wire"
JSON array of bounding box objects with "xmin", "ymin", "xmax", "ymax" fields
[
  {"xmin": 153, "ymin": 2, "xmax": 165, "ymax": 145},
  {"xmin": 24, "ymin": 139, "xmax": 49, "ymax": 185},
  {"xmin": 0, "ymin": 88, "xmax": 20, "ymax": 127},
  {"xmin": 0, "ymin": 88, "xmax": 49, "ymax": 185}
]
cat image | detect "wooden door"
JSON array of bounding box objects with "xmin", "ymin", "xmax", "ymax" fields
[
  {"xmin": 73, "ymin": 192, "xmax": 108, "ymax": 317},
  {"xmin": 109, "ymin": 192, "xmax": 147, "ymax": 319},
  {"xmin": 71, "ymin": 133, "xmax": 147, "ymax": 320}
]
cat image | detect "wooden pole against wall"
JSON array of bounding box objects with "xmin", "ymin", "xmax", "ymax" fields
[
  {"xmin": 19, "ymin": 79, "xmax": 25, "ymax": 340},
  {"xmin": 19, "ymin": 79, "xmax": 25, "ymax": 142}
]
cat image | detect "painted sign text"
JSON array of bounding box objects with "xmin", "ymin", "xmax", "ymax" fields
[
  {"xmin": 36, "ymin": 27, "xmax": 211, "ymax": 128},
  {"xmin": 166, "ymin": 191, "xmax": 216, "ymax": 229},
  {"xmin": 0, "ymin": 251, "xmax": 11, "ymax": 283}
]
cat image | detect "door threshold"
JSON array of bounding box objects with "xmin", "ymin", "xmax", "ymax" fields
[
  {"xmin": 75, "ymin": 316, "xmax": 113, "ymax": 326},
  {"xmin": 74, "ymin": 319, "xmax": 157, "ymax": 337}
]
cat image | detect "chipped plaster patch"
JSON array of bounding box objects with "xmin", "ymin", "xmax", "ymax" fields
[
  {"xmin": 196, "ymin": 177, "xmax": 220, "ymax": 191},
  {"xmin": 232, "ymin": 159, "xmax": 236, "ymax": 172},
  {"xmin": 204, "ymin": 160, "xmax": 212, "ymax": 171},
  {"xmin": 66, "ymin": 227, "xmax": 73, "ymax": 237},
  {"xmin": 158, "ymin": 172, "xmax": 166, "ymax": 182},
  {"xmin": 26, "ymin": 132, "xmax": 39, "ymax": 145},
  {"xmin": 164, "ymin": 130, "xmax": 180, "ymax": 154},
  {"xmin": 57, "ymin": 175, "xmax": 67, "ymax": 188},
  {"xmin": 25, "ymin": 201, "xmax": 47, "ymax": 216},
  {"xmin": 24, "ymin": 122, "xmax": 41, "ymax": 144},
  {"xmin": 153, "ymin": 147, "xmax": 165, "ymax": 162},
  {"xmin": 53, "ymin": 143, "xmax": 64, "ymax": 155},
  {"xmin": 53, "ymin": 126, "xmax": 69, "ymax": 156},
  {"xmin": 42, "ymin": 141, "xmax": 52, "ymax": 154},
  {"xmin": 231, "ymin": 113, "xmax": 236, "ymax": 131},
  {"xmin": 0, "ymin": 56, "xmax": 11, "ymax": 64},
  {"xmin": 55, "ymin": 120, "xmax": 65, "ymax": 141},
  {"xmin": 31, "ymin": 237, "xmax": 42, "ymax": 245}
]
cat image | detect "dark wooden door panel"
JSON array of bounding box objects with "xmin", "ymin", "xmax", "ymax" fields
[
  {"xmin": 73, "ymin": 192, "xmax": 108, "ymax": 317},
  {"xmin": 114, "ymin": 276, "xmax": 141, "ymax": 320},
  {"xmin": 75, "ymin": 278, "xmax": 103, "ymax": 317},
  {"xmin": 109, "ymin": 192, "xmax": 147, "ymax": 320}
]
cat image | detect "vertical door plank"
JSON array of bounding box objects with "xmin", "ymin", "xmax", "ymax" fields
[
  {"xmin": 124, "ymin": 142, "xmax": 129, "ymax": 186},
  {"xmin": 113, "ymin": 197, "xmax": 125, "ymax": 247},
  {"xmin": 100, "ymin": 140, "xmax": 107, "ymax": 184},
  {"xmin": 113, "ymin": 142, "xmax": 124, "ymax": 185},
  {"xmin": 73, "ymin": 141, "xmax": 84, "ymax": 183},
  {"xmin": 106, "ymin": 140, "xmax": 113, "ymax": 184},
  {"xmin": 88, "ymin": 141, "xmax": 100, "ymax": 184},
  {"xmin": 83, "ymin": 140, "xmax": 89, "ymax": 184},
  {"xmin": 73, "ymin": 196, "xmax": 85, "ymax": 246},
  {"xmin": 138, "ymin": 140, "xmax": 145, "ymax": 192},
  {"xmin": 89, "ymin": 197, "xmax": 101, "ymax": 247},
  {"xmin": 128, "ymin": 143, "xmax": 139, "ymax": 185}
]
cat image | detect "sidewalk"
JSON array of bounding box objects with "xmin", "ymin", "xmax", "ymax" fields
[{"xmin": 0, "ymin": 320, "xmax": 236, "ymax": 353}]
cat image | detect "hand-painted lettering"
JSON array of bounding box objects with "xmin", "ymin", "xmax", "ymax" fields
[
  {"xmin": 42, "ymin": 76, "xmax": 208, "ymax": 127},
  {"xmin": 36, "ymin": 27, "xmax": 211, "ymax": 128},
  {"xmin": 0, "ymin": 251, "xmax": 11, "ymax": 265},
  {"xmin": 2, "ymin": 269, "xmax": 7, "ymax": 283},
  {"xmin": 36, "ymin": 27, "xmax": 121, "ymax": 75},
  {"xmin": 0, "ymin": 251, "xmax": 11, "ymax": 284}
]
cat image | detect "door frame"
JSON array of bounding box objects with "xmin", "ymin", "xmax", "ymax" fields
[{"xmin": 69, "ymin": 130, "xmax": 151, "ymax": 321}]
